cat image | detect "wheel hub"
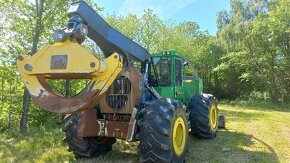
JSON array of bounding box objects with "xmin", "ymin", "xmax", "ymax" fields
[
  {"xmin": 210, "ymin": 104, "xmax": 218, "ymax": 129},
  {"xmin": 173, "ymin": 117, "xmax": 186, "ymax": 156}
]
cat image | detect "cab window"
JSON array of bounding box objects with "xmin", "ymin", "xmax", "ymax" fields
[
  {"xmin": 152, "ymin": 57, "xmax": 171, "ymax": 86},
  {"xmin": 175, "ymin": 59, "xmax": 182, "ymax": 86}
]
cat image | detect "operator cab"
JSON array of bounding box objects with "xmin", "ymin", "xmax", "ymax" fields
[
  {"xmin": 149, "ymin": 50, "xmax": 184, "ymax": 100},
  {"xmin": 149, "ymin": 50, "xmax": 203, "ymax": 104}
]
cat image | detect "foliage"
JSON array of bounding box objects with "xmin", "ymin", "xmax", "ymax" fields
[
  {"xmin": 0, "ymin": 64, "xmax": 23, "ymax": 130},
  {"xmin": 0, "ymin": 0, "xmax": 97, "ymax": 131},
  {"xmin": 215, "ymin": 0, "xmax": 290, "ymax": 102}
]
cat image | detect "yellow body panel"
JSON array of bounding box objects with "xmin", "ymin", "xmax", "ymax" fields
[
  {"xmin": 17, "ymin": 40, "xmax": 123, "ymax": 113},
  {"xmin": 184, "ymin": 80, "xmax": 192, "ymax": 83},
  {"xmin": 19, "ymin": 40, "xmax": 103, "ymax": 75}
]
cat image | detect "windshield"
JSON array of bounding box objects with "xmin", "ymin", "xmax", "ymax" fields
[{"xmin": 152, "ymin": 57, "xmax": 171, "ymax": 86}]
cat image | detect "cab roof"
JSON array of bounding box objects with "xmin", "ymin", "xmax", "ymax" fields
[{"xmin": 151, "ymin": 50, "xmax": 185, "ymax": 59}]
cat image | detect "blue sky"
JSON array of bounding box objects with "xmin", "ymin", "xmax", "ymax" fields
[{"xmin": 94, "ymin": 0, "xmax": 230, "ymax": 35}]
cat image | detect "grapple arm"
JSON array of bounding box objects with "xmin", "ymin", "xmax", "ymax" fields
[
  {"xmin": 17, "ymin": 40, "xmax": 122, "ymax": 114},
  {"xmin": 16, "ymin": 1, "xmax": 153, "ymax": 114}
]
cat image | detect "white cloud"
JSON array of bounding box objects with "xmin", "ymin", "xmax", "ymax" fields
[{"xmin": 118, "ymin": 0, "xmax": 196, "ymax": 18}]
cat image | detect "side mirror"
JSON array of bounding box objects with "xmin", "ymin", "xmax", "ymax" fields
[{"xmin": 183, "ymin": 61, "xmax": 189, "ymax": 66}]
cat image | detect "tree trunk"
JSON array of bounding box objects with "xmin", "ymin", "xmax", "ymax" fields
[
  {"xmin": 59, "ymin": 80, "xmax": 70, "ymax": 123},
  {"xmin": 1, "ymin": 76, "xmax": 4, "ymax": 111},
  {"xmin": 8, "ymin": 79, "xmax": 13, "ymax": 129},
  {"xmin": 19, "ymin": 0, "xmax": 45, "ymax": 132},
  {"xmin": 20, "ymin": 89, "xmax": 30, "ymax": 132},
  {"xmin": 269, "ymin": 52, "xmax": 277, "ymax": 103}
]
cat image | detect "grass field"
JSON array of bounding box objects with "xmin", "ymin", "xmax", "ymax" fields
[{"xmin": 0, "ymin": 103, "xmax": 289, "ymax": 163}]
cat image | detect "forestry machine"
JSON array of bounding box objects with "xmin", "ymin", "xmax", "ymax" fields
[{"xmin": 17, "ymin": 1, "xmax": 224, "ymax": 162}]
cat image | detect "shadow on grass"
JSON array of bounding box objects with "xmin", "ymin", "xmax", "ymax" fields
[
  {"xmin": 76, "ymin": 150, "xmax": 138, "ymax": 163},
  {"xmin": 76, "ymin": 140, "xmax": 139, "ymax": 163},
  {"xmin": 220, "ymin": 109, "xmax": 267, "ymax": 121},
  {"xmin": 75, "ymin": 130, "xmax": 280, "ymax": 163},
  {"xmin": 220, "ymin": 101, "xmax": 290, "ymax": 113},
  {"xmin": 188, "ymin": 130, "xmax": 279, "ymax": 162}
]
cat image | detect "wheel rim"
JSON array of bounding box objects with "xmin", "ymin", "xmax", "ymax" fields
[
  {"xmin": 173, "ymin": 117, "xmax": 186, "ymax": 156},
  {"xmin": 210, "ymin": 104, "xmax": 218, "ymax": 129}
]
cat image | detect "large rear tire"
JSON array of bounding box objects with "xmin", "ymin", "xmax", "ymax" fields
[
  {"xmin": 62, "ymin": 114, "xmax": 116, "ymax": 158},
  {"xmin": 188, "ymin": 94, "xmax": 218, "ymax": 139},
  {"xmin": 137, "ymin": 98, "xmax": 188, "ymax": 163}
]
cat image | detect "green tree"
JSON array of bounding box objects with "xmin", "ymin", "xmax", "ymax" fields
[
  {"xmin": 0, "ymin": 0, "xmax": 99, "ymax": 132},
  {"xmin": 215, "ymin": 0, "xmax": 289, "ymax": 102},
  {"xmin": 139, "ymin": 9, "xmax": 164, "ymax": 52}
]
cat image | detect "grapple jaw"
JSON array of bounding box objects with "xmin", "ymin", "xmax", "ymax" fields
[{"xmin": 17, "ymin": 40, "xmax": 123, "ymax": 114}]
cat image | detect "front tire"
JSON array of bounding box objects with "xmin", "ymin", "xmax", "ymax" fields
[
  {"xmin": 62, "ymin": 114, "xmax": 116, "ymax": 158},
  {"xmin": 137, "ymin": 98, "xmax": 188, "ymax": 163},
  {"xmin": 188, "ymin": 94, "xmax": 218, "ymax": 139}
]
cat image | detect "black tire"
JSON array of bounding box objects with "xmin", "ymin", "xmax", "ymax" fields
[
  {"xmin": 137, "ymin": 98, "xmax": 188, "ymax": 163},
  {"xmin": 188, "ymin": 94, "xmax": 218, "ymax": 139},
  {"xmin": 62, "ymin": 114, "xmax": 116, "ymax": 158}
]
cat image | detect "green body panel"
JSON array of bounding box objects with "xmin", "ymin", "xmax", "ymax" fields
[
  {"xmin": 154, "ymin": 87, "xmax": 175, "ymax": 98},
  {"xmin": 182, "ymin": 78, "xmax": 203, "ymax": 104},
  {"xmin": 151, "ymin": 50, "xmax": 203, "ymax": 105}
]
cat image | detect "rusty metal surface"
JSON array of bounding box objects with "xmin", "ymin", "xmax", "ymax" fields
[
  {"xmin": 77, "ymin": 63, "xmax": 143, "ymax": 138},
  {"xmin": 78, "ymin": 108, "xmax": 99, "ymax": 137},
  {"xmin": 31, "ymin": 75, "xmax": 104, "ymax": 114},
  {"xmin": 97, "ymin": 120, "xmax": 129, "ymax": 139},
  {"xmin": 78, "ymin": 109, "xmax": 129, "ymax": 139},
  {"xmin": 126, "ymin": 107, "xmax": 138, "ymax": 141},
  {"xmin": 99, "ymin": 66, "xmax": 142, "ymax": 114},
  {"xmin": 78, "ymin": 107, "xmax": 138, "ymax": 140}
]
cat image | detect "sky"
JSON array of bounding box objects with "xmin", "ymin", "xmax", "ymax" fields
[{"xmin": 94, "ymin": 0, "xmax": 230, "ymax": 35}]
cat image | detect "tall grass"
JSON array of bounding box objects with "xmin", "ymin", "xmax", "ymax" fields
[{"xmin": 0, "ymin": 102, "xmax": 289, "ymax": 162}]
